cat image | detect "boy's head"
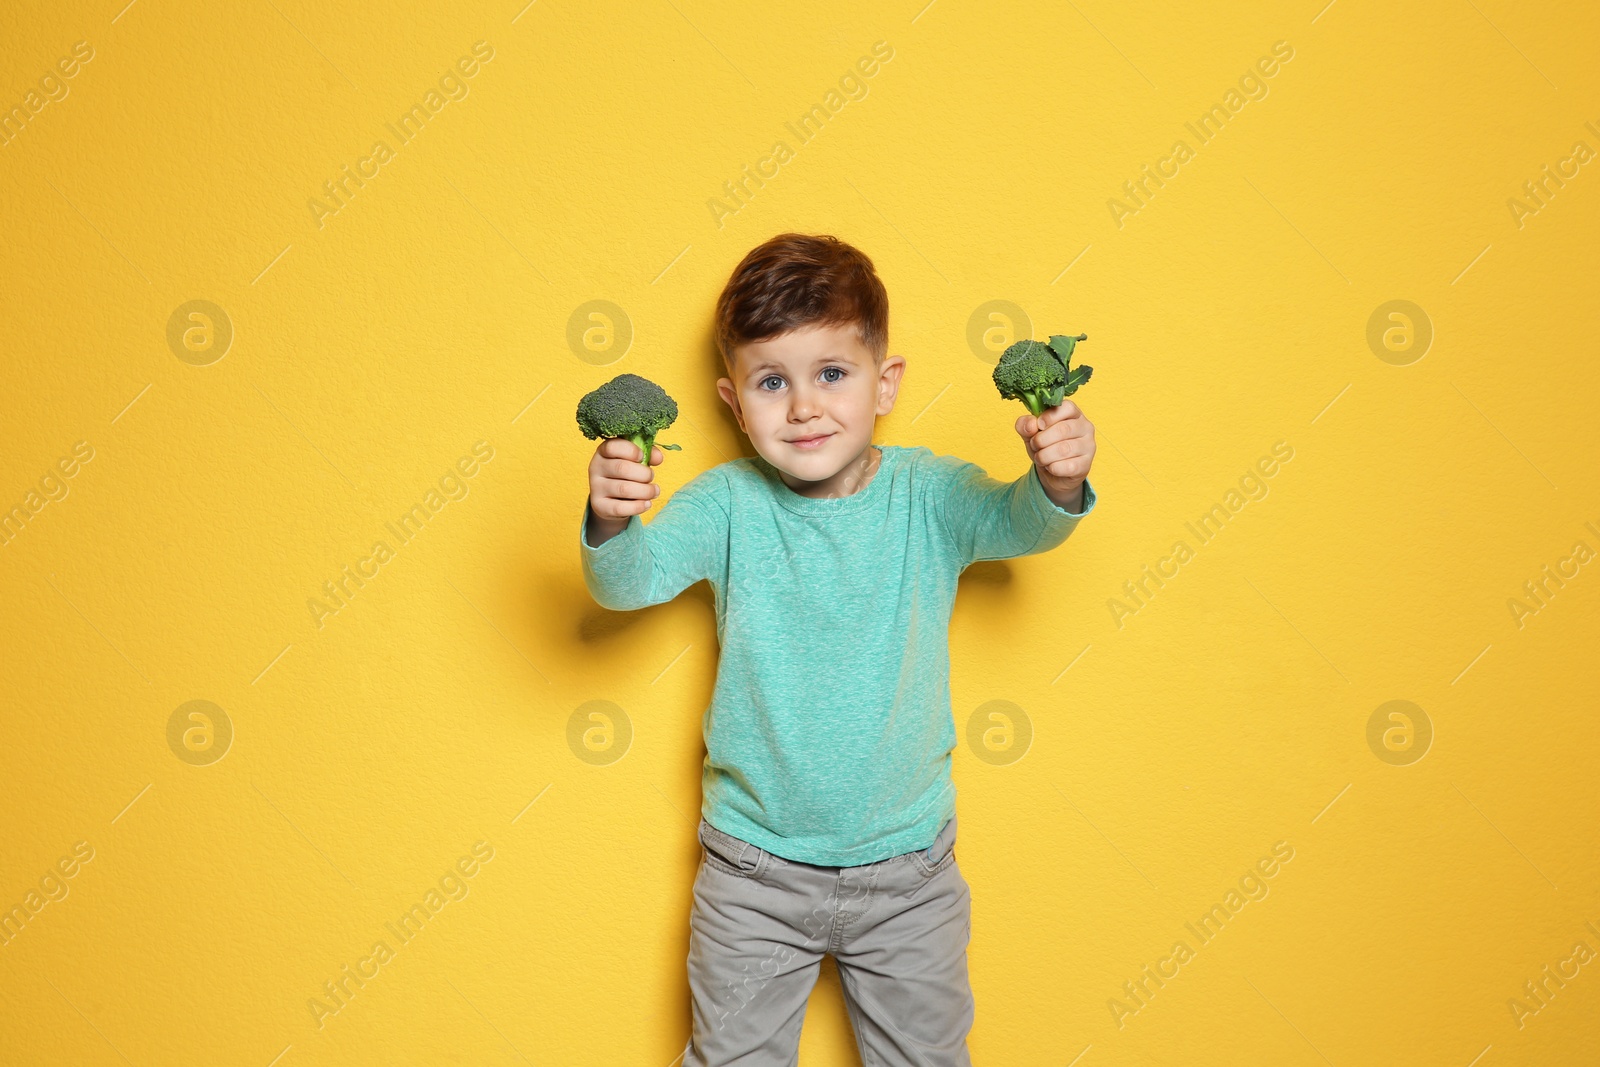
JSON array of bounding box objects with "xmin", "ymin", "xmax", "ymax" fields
[{"xmin": 714, "ymin": 233, "xmax": 905, "ymax": 489}]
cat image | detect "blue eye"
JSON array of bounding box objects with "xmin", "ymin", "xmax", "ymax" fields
[
  {"xmin": 821, "ymin": 367, "xmax": 844, "ymax": 383},
  {"xmin": 759, "ymin": 375, "xmax": 784, "ymax": 391}
]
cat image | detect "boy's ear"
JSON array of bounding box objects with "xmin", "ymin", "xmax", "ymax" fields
[
  {"xmin": 875, "ymin": 355, "xmax": 906, "ymax": 416},
  {"xmin": 716, "ymin": 377, "xmax": 747, "ymax": 433}
]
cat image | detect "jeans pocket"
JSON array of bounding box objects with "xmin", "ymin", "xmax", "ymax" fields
[{"xmin": 699, "ymin": 819, "xmax": 767, "ymax": 879}]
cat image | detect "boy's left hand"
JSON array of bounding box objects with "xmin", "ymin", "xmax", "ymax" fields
[{"xmin": 1015, "ymin": 400, "xmax": 1095, "ymax": 509}]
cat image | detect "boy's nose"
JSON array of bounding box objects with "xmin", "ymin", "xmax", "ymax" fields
[{"xmin": 788, "ymin": 389, "xmax": 820, "ymax": 418}]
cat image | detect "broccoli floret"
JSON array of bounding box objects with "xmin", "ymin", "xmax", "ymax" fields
[
  {"xmin": 575, "ymin": 372, "xmax": 683, "ymax": 466},
  {"xmin": 992, "ymin": 333, "xmax": 1093, "ymax": 415}
]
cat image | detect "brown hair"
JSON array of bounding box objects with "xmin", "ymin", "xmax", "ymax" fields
[{"xmin": 714, "ymin": 233, "xmax": 888, "ymax": 371}]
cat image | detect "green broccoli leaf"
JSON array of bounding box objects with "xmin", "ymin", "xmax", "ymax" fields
[
  {"xmin": 1047, "ymin": 333, "xmax": 1087, "ymax": 363},
  {"xmin": 1062, "ymin": 363, "xmax": 1094, "ymax": 397}
]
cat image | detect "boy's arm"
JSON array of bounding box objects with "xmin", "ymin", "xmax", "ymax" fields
[
  {"xmin": 935, "ymin": 456, "xmax": 1097, "ymax": 567},
  {"xmin": 579, "ymin": 471, "xmax": 728, "ymax": 611}
]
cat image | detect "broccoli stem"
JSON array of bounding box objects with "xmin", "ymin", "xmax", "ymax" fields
[
  {"xmin": 1023, "ymin": 390, "xmax": 1068, "ymax": 416},
  {"xmin": 625, "ymin": 433, "xmax": 681, "ymax": 465}
]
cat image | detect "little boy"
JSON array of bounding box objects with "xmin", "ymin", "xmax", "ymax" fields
[{"xmin": 579, "ymin": 233, "xmax": 1098, "ymax": 1065}]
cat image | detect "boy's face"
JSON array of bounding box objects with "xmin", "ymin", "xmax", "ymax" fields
[{"xmin": 717, "ymin": 322, "xmax": 905, "ymax": 497}]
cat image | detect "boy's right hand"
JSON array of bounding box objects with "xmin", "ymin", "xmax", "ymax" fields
[{"xmin": 586, "ymin": 438, "xmax": 664, "ymax": 526}]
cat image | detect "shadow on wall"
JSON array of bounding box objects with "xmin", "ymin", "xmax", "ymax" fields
[
  {"xmin": 575, "ymin": 582, "xmax": 716, "ymax": 644},
  {"xmin": 962, "ymin": 560, "xmax": 1017, "ymax": 588}
]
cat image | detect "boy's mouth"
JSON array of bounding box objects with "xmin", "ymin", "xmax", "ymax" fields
[{"xmin": 788, "ymin": 433, "xmax": 832, "ymax": 449}]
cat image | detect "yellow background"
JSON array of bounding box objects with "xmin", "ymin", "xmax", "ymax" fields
[{"xmin": 2, "ymin": 0, "xmax": 1597, "ymax": 1063}]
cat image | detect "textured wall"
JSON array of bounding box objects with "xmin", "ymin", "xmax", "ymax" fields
[{"xmin": 2, "ymin": 1, "xmax": 1597, "ymax": 1064}]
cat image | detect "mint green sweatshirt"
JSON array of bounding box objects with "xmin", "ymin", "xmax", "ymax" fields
[{"xmin": 579, "ymin": 443, "xmax": 1098, "ymax": 866}]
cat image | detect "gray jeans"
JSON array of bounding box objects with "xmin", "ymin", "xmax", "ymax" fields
[{"xmin": 683, "ymin": 813, "xmax": 974, "ymax": 1066}]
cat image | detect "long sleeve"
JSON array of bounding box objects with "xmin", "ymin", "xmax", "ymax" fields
[
  {"xmin": 935, "ymin": 455, "xmax": 1097, "ymax": 567},
  {"xmin": 578, "ymin": 469, "xmax": 729, "ymax": 611}
]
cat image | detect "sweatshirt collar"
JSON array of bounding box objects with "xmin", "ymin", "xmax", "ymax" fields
[{"xmin": 755, "ymin": 444, "xmax": 896, "ymax": 515}]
